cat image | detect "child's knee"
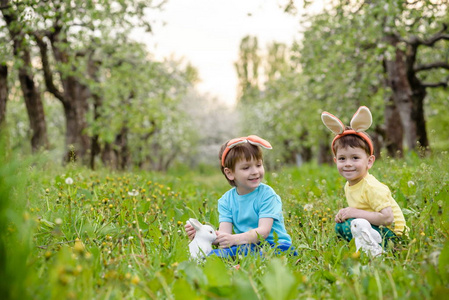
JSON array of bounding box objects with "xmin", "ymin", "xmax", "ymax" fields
[{"xmin": 335, "ymin": 219, "xmax": 354, "ymax": 242}]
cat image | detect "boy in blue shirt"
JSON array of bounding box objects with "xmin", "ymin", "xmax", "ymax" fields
[{"xmin": 185, "ymin": 135, "xmax": 295, "ymax": 257}]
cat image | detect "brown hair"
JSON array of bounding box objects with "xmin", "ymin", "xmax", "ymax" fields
[
  {"xmin": 219, "ymin": 141, "xmax": 263, "ymax": 186},
  {"xmin": 333, "ymin": 127, "xmax": 372, "ymax": 156}
]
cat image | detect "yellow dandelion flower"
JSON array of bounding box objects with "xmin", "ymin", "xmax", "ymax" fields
[
  {"xmin": 131, "ymin": 275, "xmax": 140, "ymax": 285},
  {"xmin": 73, "ymin": 239, "xmax": 85, "ymax": 253}
]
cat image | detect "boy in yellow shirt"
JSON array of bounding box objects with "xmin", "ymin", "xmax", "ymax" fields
[{"xmin": 321, "ymin": 106, "xmax": 406, "ymax": 246}]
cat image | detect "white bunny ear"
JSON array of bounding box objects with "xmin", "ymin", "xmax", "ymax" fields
[
  {"xmin": 369, "ymin": 228, "xmax": 382, "ymax": 244},
  {"xmin": 350, "ymin": 106, "xmax": 372, "ymax": 132},
  {"xmin": 321, "ymin": 111, "xmax": 345, "ymax": 134},
  {"xmin": 188, "ymin": 218, "xmax": 203, "ymax": 231}
]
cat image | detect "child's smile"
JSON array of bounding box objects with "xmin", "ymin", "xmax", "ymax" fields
[
  {"xmin": 225, "ymin": 158, "xmax": 265, "ymax": 195},
  {"xmin": 334, "ymin": 146, "xmax": 374, "ymax": 186}
]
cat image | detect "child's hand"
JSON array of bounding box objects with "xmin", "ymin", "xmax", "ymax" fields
[
  {"xmin": 185, "ymin": 223, "xmax": 196, "ymax": 241},
  {"xmin": 215, "ymin": 231, "xmax": 234, "ymax": 248},
  {"xmin": 335, "ymin": 207, "xmax": 357, "ymax": 223}
]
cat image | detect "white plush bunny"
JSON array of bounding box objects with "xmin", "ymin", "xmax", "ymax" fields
[
  {"xmin": 186, "ymin": 218, "xmax": 217, "ymax": 260},
  {"xmin": 350, "ymin": 218, "xmax": 385, "ymax": 257}
]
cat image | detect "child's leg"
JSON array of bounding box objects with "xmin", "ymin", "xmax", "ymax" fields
[
  {"xmin": 336, "ymin": 218, "xmax": 399, "ymax": 248},
  {"xmin": 335, "ymin": 218, "xmax": 355, "ymax": 242}
]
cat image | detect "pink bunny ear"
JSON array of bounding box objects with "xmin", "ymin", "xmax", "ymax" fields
[
  {"xmin": 350, "ymin": 106, "xmax": 372, "ymax": 132},
  {"xmin": 321, "ymin": 111, "xmax": 345, "ymax": 134}
]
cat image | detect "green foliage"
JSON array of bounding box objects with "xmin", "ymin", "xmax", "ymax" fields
[
  {"xmin": 2, "ymin": 148, "xmax": 448, "ymax": 298},
  {"xmin": 236, "ymin": 0, "xmax": 449, "ymax": 165},
  {"xmin": 0, "ymin": 136, "xmax": 36, "ymax": 299}
]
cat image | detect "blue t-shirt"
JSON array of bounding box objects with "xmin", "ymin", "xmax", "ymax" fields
[{"xmin": 217, "ymin": 183, "xmax": 292, "ymax": 245}]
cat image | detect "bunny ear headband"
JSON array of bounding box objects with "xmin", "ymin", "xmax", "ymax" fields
[
  {"xmin": 221, "ymin": 135, "xmax": 272, "ymax": 167},
  {"xmin": 321, "ymin": 106, "xmax": 374, "ymax": 155}
]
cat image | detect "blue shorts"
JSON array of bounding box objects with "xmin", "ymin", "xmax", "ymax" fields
[{"xmin": 209, "ymin": 242, "xmax": 298, "ymax": 259}]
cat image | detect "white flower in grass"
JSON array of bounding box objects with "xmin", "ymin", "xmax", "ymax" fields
[
  {"xmin": 407, "ymin": 181, "xmax": 415, "ymax": 187},
  {"xmin": 128, "ymin": 189, "xmax": 139, "ymax": 196},
  {"xmin": 65, "ymin": 177, "xmax": 74, "ymax": 185},
  {"xmin": 304, "ymin": 203, "xmax": 314, "ymax": 211}
]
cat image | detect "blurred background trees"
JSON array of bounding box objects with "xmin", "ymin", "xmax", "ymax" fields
[
  {"xmin": 1, "ymin": 0, "xmax": 448, "ymax": 171},
  {"xmin": 237, "ymin": 0, "xmax": 449, "ymax": 167}
]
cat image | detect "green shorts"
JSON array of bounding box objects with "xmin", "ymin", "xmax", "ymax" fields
[{"xmin": 335, "ymin": 218, "xmax": 399, "ymax": 248}]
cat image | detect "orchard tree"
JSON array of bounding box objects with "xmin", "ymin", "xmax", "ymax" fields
[
  {"xmin": 235, "ymin": 35, "xmax": 262, "ymax": 103},
  {"xmin": 1, "ymin": 0, "xmax": 49, "ymax": 151},
  {"xmin": 299, "ymin": 0, "xmax": 449, "ymax": 157},
  {"xmin": 235, "ymin": 37, "xmax": 312, "ymax": 166},
  {"xmin": 91, "ymin": 42, "xmax": 199, "ymax": 171},
  {"xmin": 1, "ymin": 0, "xmax": 164, "ymax": 163}
]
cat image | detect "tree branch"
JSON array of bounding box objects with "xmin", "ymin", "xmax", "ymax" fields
[
  {"xmin": 415, "ymin": 61, "xmax": 449, "ymax": 72},
  {"xmin": 422, "ymin": 79, "xmax": 448, "ymax": 89},
  {"xmin": 405, "ymin": 23, "xmax": 449, "ymax": 47},
  {"xmin": 33, "ymin": 33, "xmax": 66, "ymax": 104}
]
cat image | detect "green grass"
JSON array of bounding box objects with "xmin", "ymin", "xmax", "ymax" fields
[{"xmin": 2, "ymin": 149, "xmax": 449, "ymax": 299}]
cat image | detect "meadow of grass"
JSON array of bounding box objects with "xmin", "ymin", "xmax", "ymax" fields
[{"xmin": 1, "ymin": 148, "xmax": 448, "ymax": 299}]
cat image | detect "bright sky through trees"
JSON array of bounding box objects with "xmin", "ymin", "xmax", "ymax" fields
[{"xmin": 139, "ymin": 0, "xmax": 307, "ymax": 106}]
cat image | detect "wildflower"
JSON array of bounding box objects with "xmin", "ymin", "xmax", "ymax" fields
[
  {"xmin": 55, "ymin": 218, "xmax": 63, "ymax": 225},
  {"xmin": 407, "ymin": 181, "xmax": 415, "ymax": 187},
  {"xmin": 128, "ymin": 189, "xmax": 139, "ymax": 196},
  {"xmin": 65, "ymin": 177, "xmax": 74, "ymax": 185},
  {"xmin": 131, "ymin": 275, "xmax": 140, "ymax": 285},
  {"xmin": 304, "ymin": 204, "xmax": 313, "ymax": 211},
  {"xmin": 73, "ymin": 239, "xmax": 85, "ymax": 253}
]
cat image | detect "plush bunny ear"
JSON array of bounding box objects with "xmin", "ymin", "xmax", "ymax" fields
[
  {"xmin": 369, "ymin": 227, "xmax": 382, "ymax": 244},
  {"xmin": 350, "ymin": 106, "xmax": 372, "ymax": 132},
  {"xmin": 188, "ymin": 218, "xmax": 203, "ymax": 231},
  {"xmin": 321, "ymin": 111, "xmax": 345, "ymax": 134}
]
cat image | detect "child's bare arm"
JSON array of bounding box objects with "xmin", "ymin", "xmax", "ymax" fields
[
  {"xmin": 215, "ymin": 218, "xmax": 274, "ymax": 248},
  {"xmin": 335, "ymin": 206, "xmax": 394, "ymax": 226}
]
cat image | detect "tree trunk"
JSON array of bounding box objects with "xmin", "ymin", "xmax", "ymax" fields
[
  {"xmin": 383, "ymin": 96, "xmax": 403, "ymax": 157},
  {"xmin": 2, "ymin": 2, "xmax": 49, "ymax": 152},
  {"xmin": 0, "ymin": 64, "xmax": 7, "ymax": 126},
  {"xmin": 88, "ymin": 58, "xmax": 102, "ymax": 170},
  {"xmin": 384, "ymin": 34, "xmax": 428, "ymax": 152},
  {"xmin": 35, "ymin": 28, "xmax": 91, "ymax": 163},
  {"xmin": 318, "ymin": 140, "xmax": 333, "ymax": 165},
  {"xmin": 114, "ymin": 126, "xmax": 130, "ymax": 171},
  {"xmin": 407, "ymin": 58, "xmax": 429, "ymax": 151},
  {"xmin": 62, "ymin": 97, "xmax": 90, "ymax": 163},
  {"xmin": 18, "ymin": 62, "xmax": 49, "ymax": 152},
  {"xmin": 101, "ymin": 142, "xmax": 117, "ymax": 169}
]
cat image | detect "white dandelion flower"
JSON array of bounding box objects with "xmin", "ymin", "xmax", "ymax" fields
[
  {"xmin": 128, "ymin": 189, "xmax": 139, "ymax": 196},
  {"xmin": 304, "ymin": 203, "xmax": 314, "ymax": 211},
  {"xmin": 407, "ymin": 181, "xmax": 415, "ymax": 187},
  {"xmin": 65, "ymin": 177, "xmax": 74, "ymax": 185}
]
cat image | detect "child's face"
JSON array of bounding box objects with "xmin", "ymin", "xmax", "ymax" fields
[
  {"xmin": 224, "ymin": 157, "xmax": 265, "ymax": 195},
  {"xmin": 334, "ymin": 146, "xmax": 375, "ymax": 186}
]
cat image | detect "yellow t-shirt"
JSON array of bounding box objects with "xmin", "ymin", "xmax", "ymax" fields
[{"xmin": 345, "ymin": 173, "xmax": 406, "ymax": 235}]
